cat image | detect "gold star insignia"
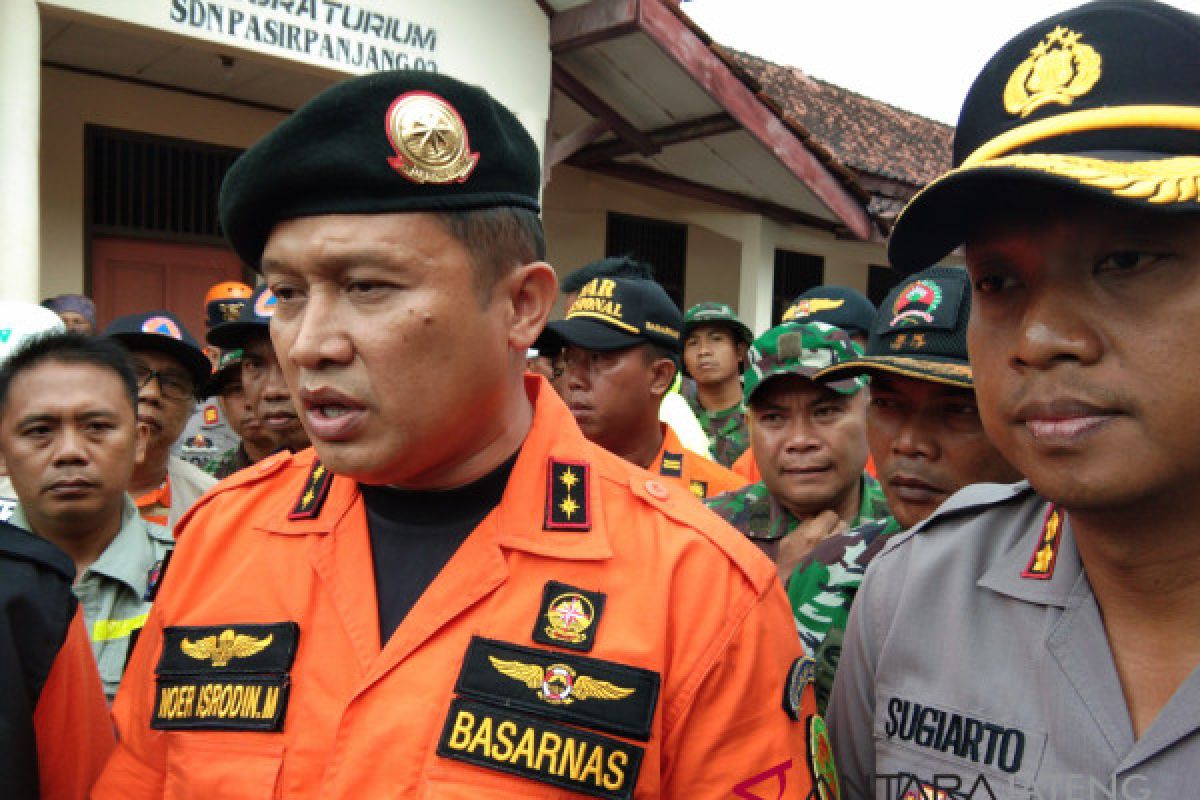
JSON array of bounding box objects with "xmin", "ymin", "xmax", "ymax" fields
[
  {"xmin": 560, "ymin": 468, "xmax": 579, "ymax": 490},
  {"xmin": 559, "ymin": 496, "xmax": 579, "ymax": 519},
  {"xmin": 302, "ymin": 489, "xmax": 315, "ymax": 507}
]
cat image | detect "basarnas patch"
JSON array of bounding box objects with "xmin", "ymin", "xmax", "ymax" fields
[
  {"xmin": 532, "ymin": 580, "xmax": 606, "ymax": 653},
  {"xmin": 437, "ymin": 697, "xmax": 643, "ymax": 800},
  {"xmin": 455, "ymin": 637, "xmax": 659, "ymax": 741}
]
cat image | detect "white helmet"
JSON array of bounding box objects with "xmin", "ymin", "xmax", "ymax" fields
[{"xmin": 0, "ymin": 302, "xmax": 67, "ymax": 365}]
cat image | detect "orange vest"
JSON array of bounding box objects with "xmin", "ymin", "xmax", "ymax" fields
[
  {"xmin": 94, "ymin": 378, "xmax": 826, "ymax": 799},
  {"xmin": 652, "ymin": 424, "xmax": 748, "ymax": 500}
]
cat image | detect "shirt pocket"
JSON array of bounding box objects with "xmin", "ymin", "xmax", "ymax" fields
[
  {"xmin": 420, "ymin": 764, "xmax": 574, "ymax": 799},
  {"xmin": 165, "ymin": 736, "xmax": 284, "ymax": 800}
]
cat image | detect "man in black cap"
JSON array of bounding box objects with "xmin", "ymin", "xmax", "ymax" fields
[
  {"xmin": 207, "ymin": 284, "xmax": 308, "ymax": 456},
  {"xmin": 95, "ymin": 72, "xmax": 825, "ymax": 799},
  {"xmin": 538, "ymin": 275, "xmax": 745, "ymax": 499},
  {"xmin": 104, "ymin": 311, "xmax": 215, "ymax": 531},
  {"xmin": 200, "ymin": 347, "xmax": 282, "ymax": 479},
  {"xmin": 829, "ymin": 2, "xmax": 1200, "ymax": 796},
  {"xmin": 782, "ymin": 285, "xmax": 876, "ymax": 347},
  {"xmin": 786, "ymin": 266, "xmax": 1020, "ymax": 712}
]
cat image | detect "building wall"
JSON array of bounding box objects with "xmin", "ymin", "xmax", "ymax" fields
[
  {"xmin": 543, "ymin": 165, "xmax": 893, "ymax": 336},
  {"xmin": 39, "ymin": 67, "xmax": 288, "ymax": 296}
]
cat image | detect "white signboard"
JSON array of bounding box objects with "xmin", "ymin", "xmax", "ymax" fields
[{"xmin": 40, "ymin": 0, "xmax": 551, "ymax": 148}]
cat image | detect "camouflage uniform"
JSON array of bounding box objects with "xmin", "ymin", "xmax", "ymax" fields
[
  {"xmin": 706, "ymin": 322, "xmax": 876, "ymax": 557},
  {"xmin": 203, "ymin": 444, "xmax": 253, "ymax": 480},
  {"xmin": 787, "ymin": 514, "xmax": 903, "ymax": 711},
  {"xmin": 707, "ymin": 475, "xmax": 890, "ymax": 561},
  {"xmin": 681, "ymin": 303, "xmax": 755, "ymax": 467},
  {"xmin": 682, "ymin": 383, "xmax": 748, "ymax": 467}
]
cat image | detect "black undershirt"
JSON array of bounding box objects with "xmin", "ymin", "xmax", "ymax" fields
[{"xmin": 362, "ymin": 451, "xmax": 518, "ymax": 647}]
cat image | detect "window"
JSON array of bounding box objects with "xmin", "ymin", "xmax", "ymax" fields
[
  {"xmin": 772, "ymin": 249, "xmax": 824, "ymax": 325},
  {"xmin": 605, "ymin": 213, "xmax": 687, "ymax": 310}
]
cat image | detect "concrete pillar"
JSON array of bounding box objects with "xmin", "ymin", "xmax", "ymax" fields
[
  {"xmin": 1, "ymin": 1, "xmax": 40, "ymax": 302},
  {"xmin": 735, "ymin": 216, "xmax": 775, "ymax": 336}
]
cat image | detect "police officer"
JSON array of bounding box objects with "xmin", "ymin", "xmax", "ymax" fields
[
  {"xmin": 707, "ymin": 322, "xmax": 888, "ymax": 581},
  {"xmin": 787, "ymin": 266, "xmax": 1021, "ymax": 711},
  {"xmin": 829, "ymin": 2, "xmax": 1200, "ymax": 796},
  {"xmin": 94, "ymin": 72, "xmax": 828, "ymax": 798}
]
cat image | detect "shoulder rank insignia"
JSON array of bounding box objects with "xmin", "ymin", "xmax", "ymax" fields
[
  {"xmin": 1021, "ymin": 504, "xmax": 1062, "ymax": 580},
  {"xmin": 143, "ymin": 550, "xmax": 173, "ymax": 602},
  {"xmin": 533, "ymin": 580, "xmax": 606, "ymax": 652},
  {"xmin": 783, "ymin": 655, "xmax": 816, "ymax": 721},
  {"xmin": 288, "ymin": 460, "xmax": 333, "ymax": 521},
  {"xmin": 545, "ymin": 458, "xmax": 591, "ymax": 531},
  {"xmin": 659, "ymin": 451, "xmax": 683, "ymax": 478},
  {"xmin": 689, "ymin": 480, "xmax": 708, "ymax": 499}
]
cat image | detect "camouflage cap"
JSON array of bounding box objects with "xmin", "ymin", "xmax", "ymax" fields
[
  {"xmin": 743, "ymin": 322, "xmax": 867, "ymax": 405},
  {"xmin": 683, "ymin": 302, "xmax": 753, "ymax": 344}
]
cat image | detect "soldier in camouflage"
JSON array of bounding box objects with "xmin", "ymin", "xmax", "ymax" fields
[
  {"xmin": 707, "ymin": 321, "xmax": 887, "ymax": 582},
  {"xmin": 790, "ymin": 266, "xmax": 1020, "ymax": 711},
  {"xmin": 680, "ymin": 302, "xmax": 753, "ymax": 467}
]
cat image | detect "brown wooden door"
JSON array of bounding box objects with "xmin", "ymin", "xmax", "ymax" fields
[{"xmin": 91, "ymin": 238, "xmax": 247, "ymax": 339}]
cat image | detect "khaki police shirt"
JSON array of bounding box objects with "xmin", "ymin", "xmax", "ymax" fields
[
  {"xmin": 827, "ymin": 481, "xmax": 1199, "ymax": 800},
  {"xmin": 12, "ymin": 496, "xmax": 173, "ymax": 701}
]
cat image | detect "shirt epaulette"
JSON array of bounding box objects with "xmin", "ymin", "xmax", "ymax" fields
[{"xmin": 877, "ymin": 481, "xmax": 1037, "ymax": 559}]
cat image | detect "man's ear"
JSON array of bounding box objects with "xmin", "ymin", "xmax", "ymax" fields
[
  {"xmin": 501, "ymin": 261, "xmax": 558, "ymax": 352},
  {"xmin": 648, "ymin": 358, "xmax": 677, "ymax": 398},
  {"xmin": 135, "ymin": 421, "xmax": 150, "ymax": 466}
]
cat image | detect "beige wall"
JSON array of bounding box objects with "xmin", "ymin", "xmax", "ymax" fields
[
  {"xmin": 542, "ymin": 165, "xmax": 895, "ymax": 335},
  {"xmin": 39, "ymin": 66, "xmax": 287, "ymax": 296}
]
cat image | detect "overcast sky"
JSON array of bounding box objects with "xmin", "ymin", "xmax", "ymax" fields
[{"xmin": 682, "ymin": 0, "xmax": 1200, "ymax": 125}]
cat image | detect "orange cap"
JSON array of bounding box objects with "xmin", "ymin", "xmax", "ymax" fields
[{"xmin": 204, "ymin": 281, "xmax": 253, "ymax": 307}]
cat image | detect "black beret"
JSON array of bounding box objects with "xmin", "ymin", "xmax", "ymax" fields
[
  {"xmin": 220, "ymin": 71, "xmax": 541, "ymax": 270},
  {"xmin": 890, "ymin": 0, "xmax": 1200, "ymax": 273}
]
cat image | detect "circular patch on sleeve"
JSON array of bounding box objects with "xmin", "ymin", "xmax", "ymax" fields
[
  {"xmin": 807, "ymin": 713, "xmax": 841, "ymax": 800},
  {"xmin": 783, "ymin": 654, "xmax": 816, "ymax": 720}
]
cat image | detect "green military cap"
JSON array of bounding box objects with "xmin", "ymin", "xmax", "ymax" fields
[
  {"xmin": 890, "ymin": 0, "xmax": 1200, "ymax": 273},
  {"xmin": 818, "ymin": 266, "xmax": 974, "ymax": 388},
  {"xmin": 683, "ymin": 302, "xmax": 753, "ymax": 344},
  {"xmin": 219, "ymin": 71, "xmax": 541, "ymax": 270},
  {"xmin": 743, "ymin": 321, "xmax": 867, "ymax": 405},
  {"xmin": 204, "ymin": 348, "xmax": 245, "ymax": 398}
]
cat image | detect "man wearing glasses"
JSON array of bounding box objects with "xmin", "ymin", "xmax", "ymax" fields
[{"xmin": 104, "ymin": 312, "xmax": 215, "ymax": 531}]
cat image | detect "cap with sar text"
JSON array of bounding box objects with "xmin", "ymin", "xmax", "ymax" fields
[{"xmin": 537, "ymin": 277, "xmax": 683, "ymax": 357}]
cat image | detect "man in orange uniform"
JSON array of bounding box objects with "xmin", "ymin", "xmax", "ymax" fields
[
  {"xmin": 93, "ymin": 72, "xmax": 831, "ymax": 799},
  {"xmin": 539, "ymin": 275, "xmax": 746, "ymax": 501}
]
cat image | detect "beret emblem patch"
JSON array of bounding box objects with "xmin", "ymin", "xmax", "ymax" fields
[{"xmin": 385, "ymin": 91, "xmax": 480, "ymax": 185}]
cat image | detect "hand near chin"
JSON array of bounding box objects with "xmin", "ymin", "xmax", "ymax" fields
[{"xmin": 776, "ymin": 510, "xmax": 845, "ymax": 584}]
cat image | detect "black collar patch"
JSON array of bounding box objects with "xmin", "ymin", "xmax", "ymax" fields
[
  {"xmin": 532, "ymin": 580, "xmax": 606, "ymax": 653},
  {"xmin": 545, "ymin": 458, "xmax": 591, "ymax": 531},
  {"xmin": 658, "ymin": 451, "xmax": 683, "ymax": 478},
  {"xmin": 688, "ymin": 480, "xmax": 709, "ymax": 499},
  {"xmin": 288, "ymin": 460, "xmax": 333, "ymax": 520},
  {"xmin": 152, "ymin": 622, "xmax": 299, "ymax": 732},
  {"xmin": 455, "ymin": 637, "xmax": 659, "ymax": 741},
  {"xmin": 438, "ymin": 697, "xmax": 643, "ymax": 800}
]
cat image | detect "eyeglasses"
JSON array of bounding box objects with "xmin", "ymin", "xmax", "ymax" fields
[{"xmin": 134, "ymin": 364, "xmax": 195, "ymax": 401}]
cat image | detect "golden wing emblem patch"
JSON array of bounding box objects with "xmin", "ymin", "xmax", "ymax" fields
[
  {"xmin": 181, "ymin": 628, "xmax": 274, "ymax": 667},
  {"xmin": 489, "ymin": 655, "xmax": 633, "ymax": 706}
]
